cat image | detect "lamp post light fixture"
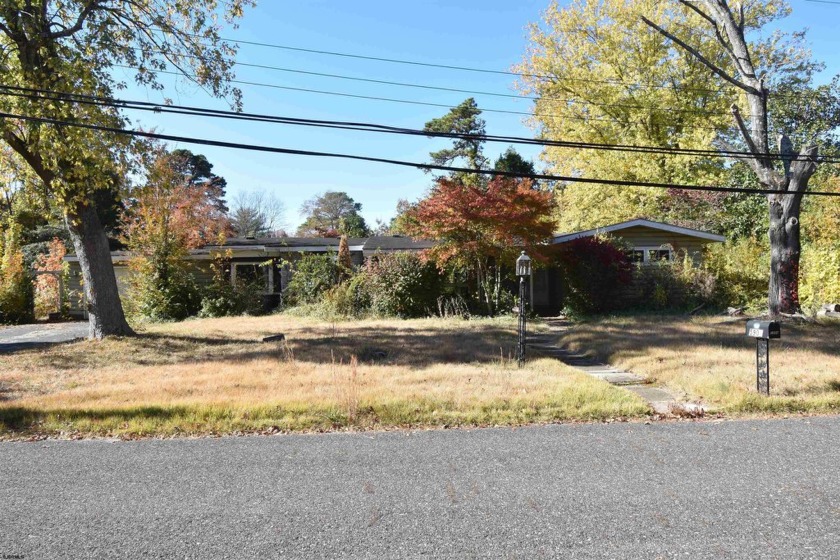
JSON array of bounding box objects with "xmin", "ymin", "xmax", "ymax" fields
[{"xmin": 516, "ymin": 251, "xmax": 532, "ymax": 367}]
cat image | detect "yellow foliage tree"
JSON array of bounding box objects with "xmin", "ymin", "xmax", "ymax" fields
[
  {"xmin": 518, "ymin": 0, "xmax": 733, "ymax": 231},
  {"xmin": 800, "ymin": 176, "xmax": 840, "ymax": 313},
  {"xmin": 0, "ymin": 222, "xmax": 33, "ymax": 323}
]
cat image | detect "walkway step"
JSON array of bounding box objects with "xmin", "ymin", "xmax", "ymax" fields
[
  {"xmin": 590, "ymin": 372, "xmax": 646, "ymax": 385},
  {"xmin": 534, "ymin": 318, "xmax": 707, "ymax": 417}
]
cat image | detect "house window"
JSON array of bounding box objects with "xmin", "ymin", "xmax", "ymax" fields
[
  {"xmin": 627, "ymin": 250, "xmax": 645, "ymax": 264},
  {"xmin": 231, "ymin": 262, "xmax": 273, "ymax": 293},
  {"xmin": 647, "ymin": 248, "xmax": 672, "ymax": 262},
  {"xmin": 627, "ymin": 246, "xmax": 673, "ymax": 264}
]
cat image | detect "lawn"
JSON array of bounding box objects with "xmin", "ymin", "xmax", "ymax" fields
[
  {"xmin": 557, "ymin": 315, "xmax": 840, "ymax": 415},
  {"xmin": 0, "ymin": 315, "xmax": 649, "ymax": 438}
]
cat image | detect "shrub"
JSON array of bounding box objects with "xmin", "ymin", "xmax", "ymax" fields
[
  {"xmin": 320, "ymin": 272, "xmax": 372, "ymax": 318},
  {"xmin": 0, "ymin": 223, "xmax": 34, "ymax": 324},
  {"xmin": 198, "ymin": 257, "xmax": 264, "ymax": 318},
  {"xmin": 555, "ymin": 237, "xmax": 633, "ymax": 315},
  {"xmin": 284, "ymin": 254, "xmax": 340, "ymax": 305},
  {"xmin": 127, "ymin": 260, "xmax": 202, "ymax": 322},
  {"xmin": 799, "ymin": 246, "xmax": 840, "ymax": 316},
  {"xmin": 625, "ymin": 255, "xmax": 716, "ymax": 311},
  {"xmin": 703, "ymin": 237, "xmax": 769, "ymax": 310},
  {"xmin": 364, "ymin": 252, "xmax": 444, "ymax": 318}
]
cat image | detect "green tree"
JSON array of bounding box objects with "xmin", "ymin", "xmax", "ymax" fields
[
  {"xmin": 0, "ymin": 0, "xmax": 254, "ymax": 338},
  {"xmin": 493, "ymin": 147, "xmax": 536, "ymax": 177},
  {"xmin": 168, "ymin": 149, "xmax": 230, "ymax": 214},
  {"xmin": 388, "ymin": 199, "xmax": 418, "ymax": 236},
  {"xmin": 297, "ymin": 191, "xmax": 370, "ymax": 237},
  {"xmin": 521, "ymin": 0, "xmax": 838, "ymax": 316},
  {"xmin": 424, "ymin": 98, "xmax": 488, "ymax": 187}
]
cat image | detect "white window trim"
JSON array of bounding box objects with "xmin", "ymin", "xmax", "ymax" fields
[
  {"xmin": 230, "ymin": 261, "xmax": 274, "ymax": 294},
  {"xmin": 631, "ymin": 246, "xmax": 673, "ymax": 264}
]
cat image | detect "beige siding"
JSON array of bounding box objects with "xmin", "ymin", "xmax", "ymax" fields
[
  {"xmin": 65, "ymin": 262, "xmax": 131, "ymax": 317},
  {"xmin": 187, "ymin": 261, "xmax": 215, "ymax": 286},
  {"xmin": 66, "ymin": 262, "xmax": 85, "ymax": 316},
  {"xmin": 609, "ymin": 227, "xmax": 711, "ymax": 264}
]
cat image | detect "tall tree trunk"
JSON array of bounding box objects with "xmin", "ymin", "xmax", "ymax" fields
[
  {"xmin": 492, "ymin": 261, "xmax": 502, "ymax": 313},
  {"xmin": 66, "ymin": 202, "xmax": 134, "ymax": 339},
  {"xmin": 476, "ymin": 258, "xmax": 494, "ymax": 316},
  {"xmin": 768, "ymin": 197, "xmax": 800, "ymax": 315},
  {"xmin": 766, "ymin": 148, "xmax": 815, "ymax": 317}
]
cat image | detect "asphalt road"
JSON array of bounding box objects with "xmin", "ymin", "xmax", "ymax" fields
[
  {"xmin": 0, "ymin": 322, "xmax": 88, "ymax": 353},
  {"xmin": 1, "ymin": 417, "xmax": 839, "ymax": 559}
]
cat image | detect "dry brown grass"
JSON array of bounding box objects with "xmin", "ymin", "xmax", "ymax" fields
[
  {"xmin": 558, "ymin": 315, "xmax": 840, "ymax": 414},
  {"xmin": 0, "ymin": 315, "xmax": 648, "ymax": 437}
]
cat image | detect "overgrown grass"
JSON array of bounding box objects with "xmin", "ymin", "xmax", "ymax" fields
[
  {"xmin": 557, "ymin": 315, "xmax": 840, "ymax": 415},
  {"xmin": 0, "ymin": 315, "xmax": 648, "ymax": 438}
]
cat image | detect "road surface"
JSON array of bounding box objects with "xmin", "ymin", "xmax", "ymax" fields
[{"xmin": 1, "ymin": 417, "xmax": 839, "ymax": 558}]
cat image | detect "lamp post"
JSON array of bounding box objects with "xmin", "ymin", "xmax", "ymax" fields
[{"xmin": 516, "ymin": 251, "xmax": 532, "ymax": 368}]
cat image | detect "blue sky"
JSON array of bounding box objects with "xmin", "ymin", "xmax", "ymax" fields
[{"xmin": 118, "ymin": 1, "xmax": 840, "ymax": 232}]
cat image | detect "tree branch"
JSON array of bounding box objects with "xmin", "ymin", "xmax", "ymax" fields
[
  {"xmin": 1, "ymin": 127, "xmax": 54, "ymax": 185},
  {"xmin": 729, "ymin": 104, "xmax": 773, "ymax": 183},
  {"xmin": 701, "ymin": 0, "xmax": 760, "ymax": 84},
  {"xmin": 788, "ymin": 145, "xmax": 818, "ymax": 193},
  {"xmin": 47, "ymin": 1, "xmax": 100, "ymax": 39},
  {"xmin": 678, "ymin": 0, "xmax": 738, "ymax": 64},
  {"xmin": 640, "ymin": 15, "xmax": 755, "ymax": 94}
]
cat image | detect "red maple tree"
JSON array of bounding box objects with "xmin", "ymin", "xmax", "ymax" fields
[{"xmin": 404, "ymin": 177, "xmax": 555, "ymax": 314}]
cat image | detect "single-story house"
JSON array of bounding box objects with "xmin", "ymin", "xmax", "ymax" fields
[
  {"xmin": 64, "ymin": 236, "xmax": 436, "ymax": 317},
  {"xmin": 64, "ymin": 219, "xmax": 724, "ymax": 317},
  {"xmin": 530, "ymin": 219, "xmax": 726, "ymax": 314}
]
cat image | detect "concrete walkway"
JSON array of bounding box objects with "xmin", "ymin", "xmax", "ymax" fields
[{"xmin": 530, "ymin": 319, "xmax": 706, "ymax": 416}]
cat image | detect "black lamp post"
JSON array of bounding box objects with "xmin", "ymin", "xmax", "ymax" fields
[{"xmin": 516, "ymin": 251, "xmax": 532, "ymax": 367}]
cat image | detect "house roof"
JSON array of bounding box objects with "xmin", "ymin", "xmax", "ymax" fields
[
  {"xmin": 362, "ymin": 236, "xmax": 436, "ymax": 252},
  {"xmin": 207, "ymin": 236, "xmax": 436, "ymax": 253},
  {"xmin": 552, "ymin": 219, "xmax": 726, "ymax": 244},
  {"xmin": 213, "ymin": 237, "xmax": 369, "ymax": 249},
  {"xmin": 64, "ymin": 251, "xmax": 133, "ymax": 263}
]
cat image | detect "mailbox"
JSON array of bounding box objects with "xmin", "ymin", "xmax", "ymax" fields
[
  {"xmin": 746, "ymin": 320, "xmax": 780, "ymax": 396},
  {"xmin": 745, "ymin": 320, "xmax": 780, "ymax": 340}
]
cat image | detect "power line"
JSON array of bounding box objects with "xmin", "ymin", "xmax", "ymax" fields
[
  {"xmin": 0, "ymin": 83, "xmax": 833, "ymax": 164},
  {"xmin": 171, "ymin": 31, "xmax": 820, "ymax": 101},
  {"xmin": 146, "ymin": 49, "xmax": 767, "ymax": 118},
  {"xmin": 115, "ymin": 65, "xmax": 747, "ymax": 133},
  {"xmin": 123, "ymin": 61, "xmax": 826, "ymax": 132},
  {"xmin": 150, "ymin": 52, "xmax": 534, "ymax": 101},
  {"xmin": 1, "ymin": 108, "xmax": 837, "ymax": 197},
  {"xmin": 2, "ymin": 84, "xmax": 837, "ymax": 164}
]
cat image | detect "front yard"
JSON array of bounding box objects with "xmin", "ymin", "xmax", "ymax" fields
[
  {"xmin": 558, "ymin": 315, "xmax": 840, "ymax": 414},
  {"xmin": 0, "ymin": 315, "xmax": 648, "ymax": 438}
]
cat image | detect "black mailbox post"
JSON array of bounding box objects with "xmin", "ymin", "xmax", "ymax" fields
[{"xmin": 745, "ymin": 320, "xmax": 780, "ymax": 395}]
